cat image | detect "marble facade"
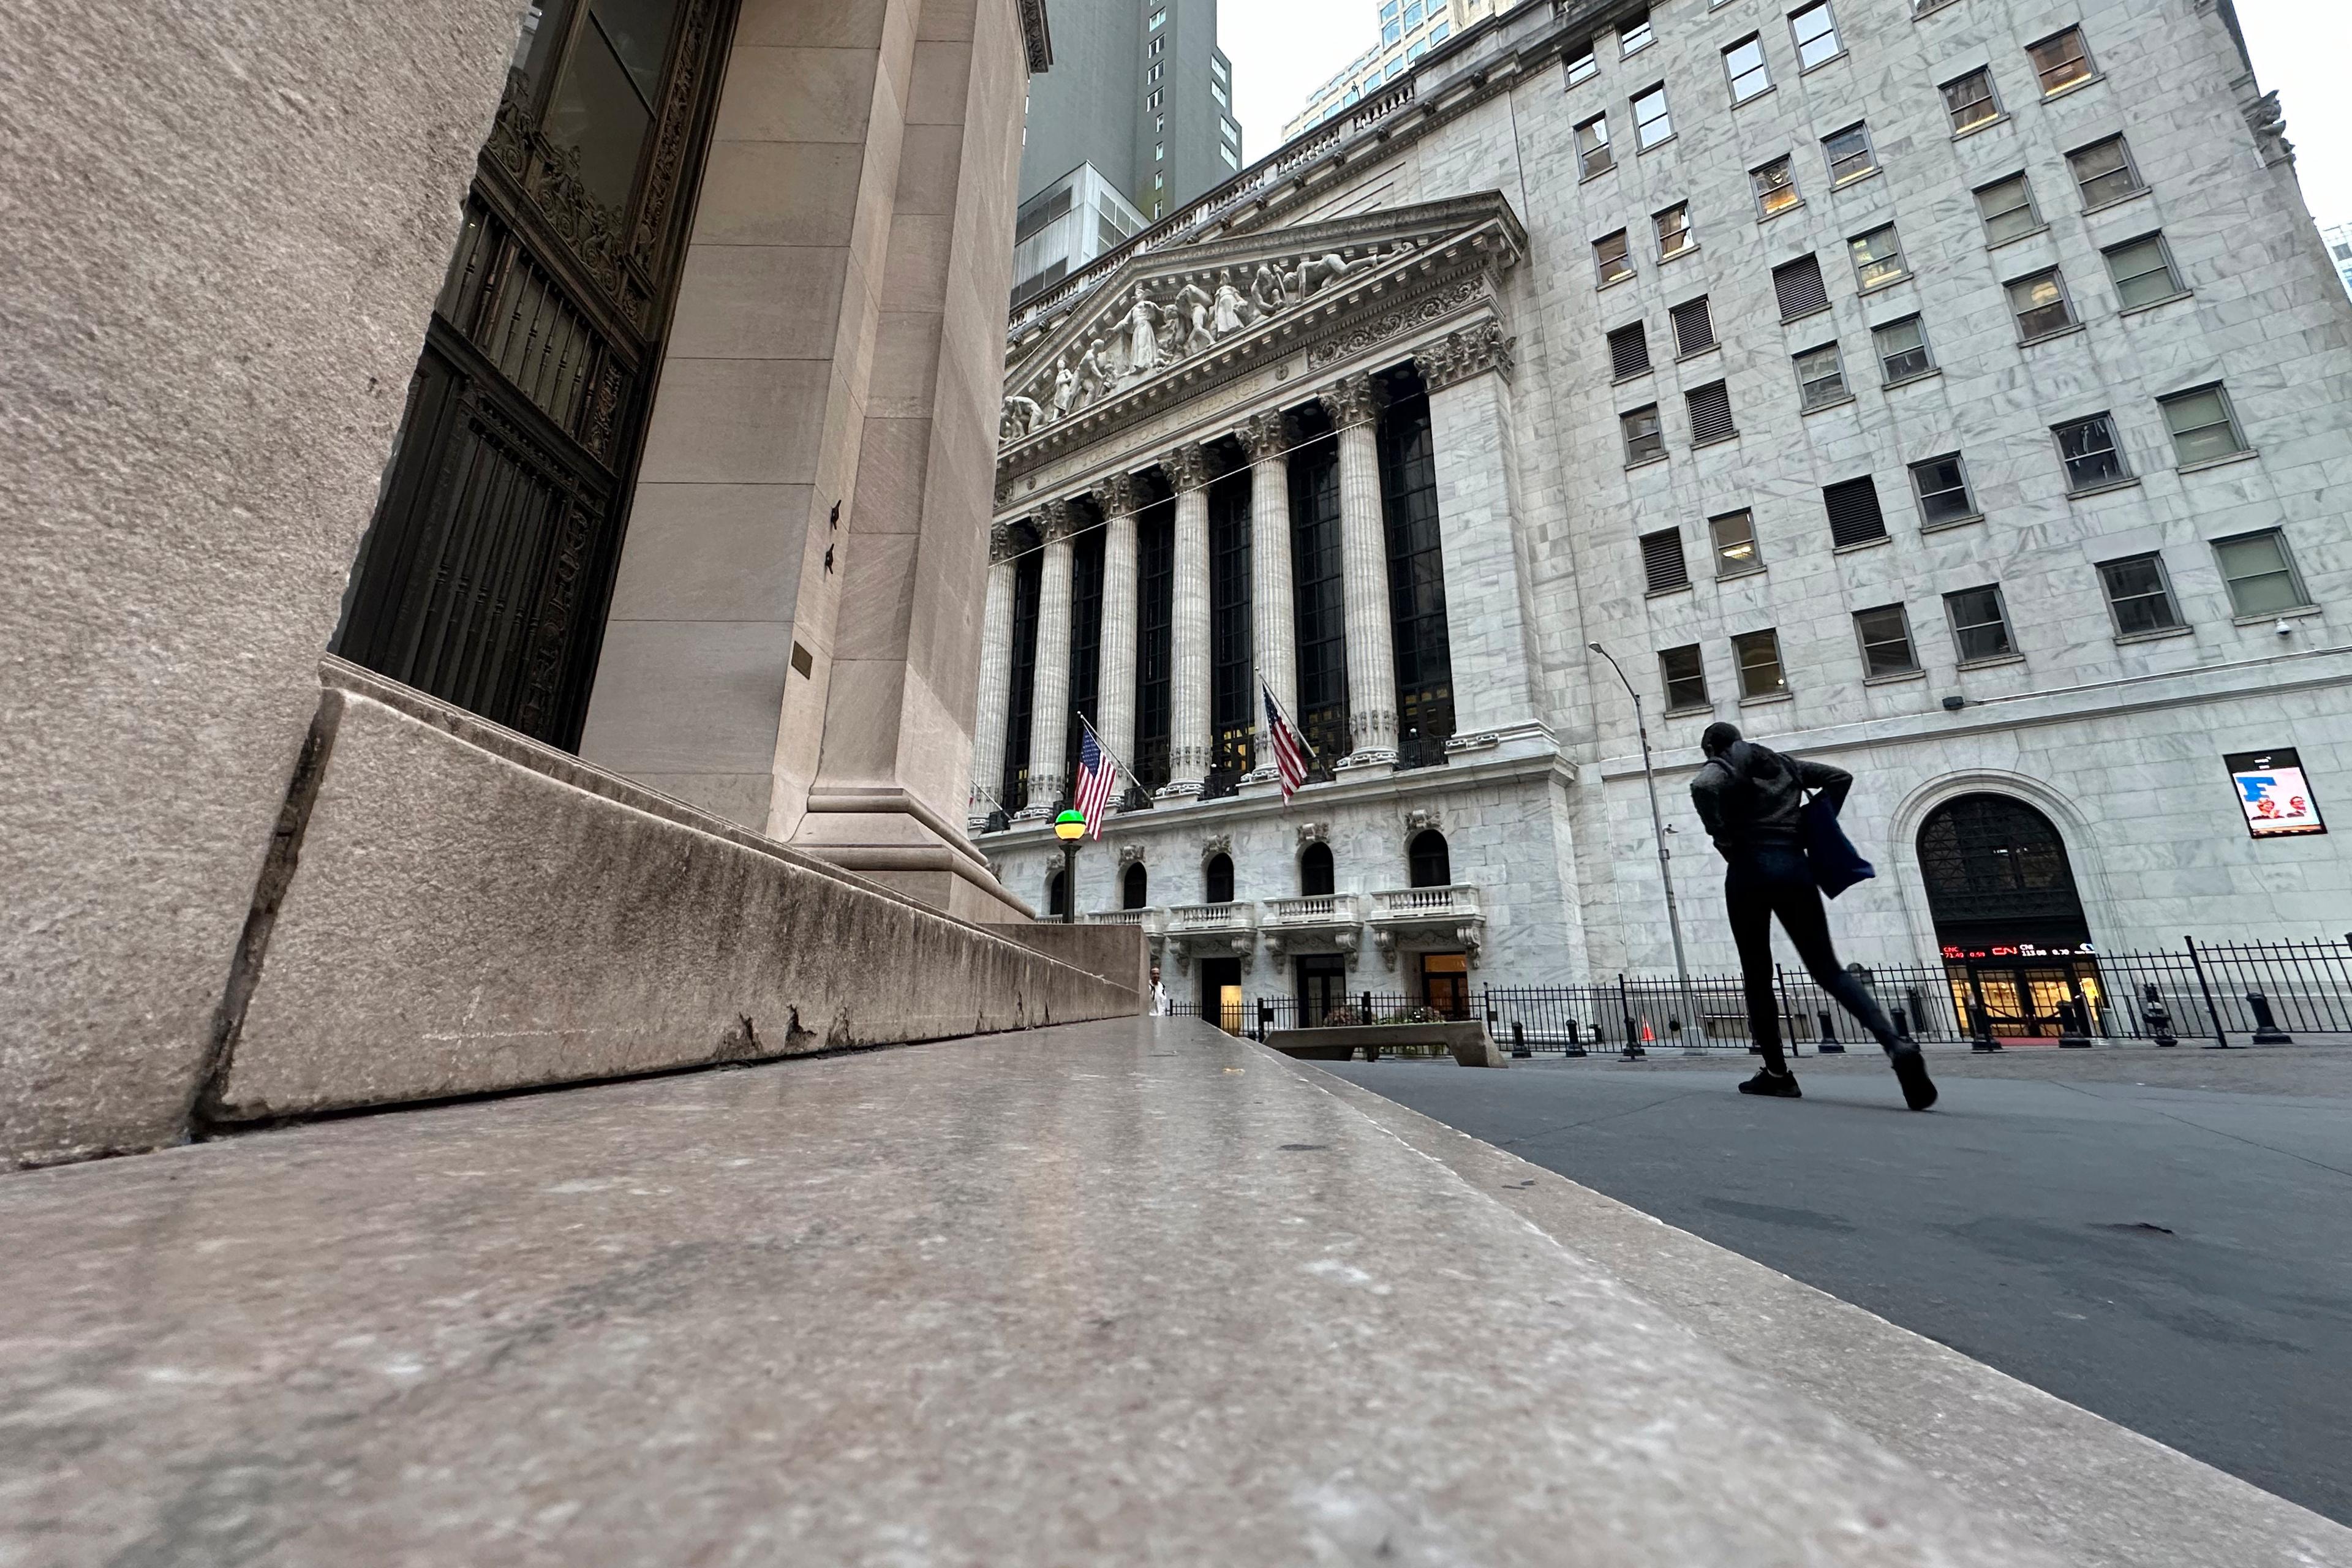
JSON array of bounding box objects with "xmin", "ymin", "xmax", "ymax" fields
[{"xmin": 973, "ymin": 0, "xmax": 2352, "ymax": 1011}]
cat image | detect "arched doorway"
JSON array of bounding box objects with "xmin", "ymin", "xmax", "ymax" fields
[
  {"xmin": 1046, "ymin": 867, "xmax": 1068, "ymax": 919},
  {"xmin": 1121, "ymin": 862, "xmax": 1148, "ymax": 910},
  {"xmin": 1918, "ymin": 793, "xmax": 2100, "ymax": 1041}
]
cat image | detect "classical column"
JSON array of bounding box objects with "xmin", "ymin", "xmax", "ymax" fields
[
  {"xmin": 1238, "ymin": 410, "xmax": 1298, "ymax": 783},
  {"xmin": 1158, "ymin": 443, "xmax": 1213, "ymax": 799},
  {"xmin": 968, "ymin": 522, "xmax": 1019, "ymax": 831},
  {"xmin": 1018, "ymin": 500, "xmax": 1077, "ymax": 819},
  {"xmin": 1091, "ymin": 472, "xmax": 1141, "ymax": 799},
  {"xmin": 1413, "ymin": 323, "xmax": 1544, "ymax": 746},
  {"xmin": 1320, "ymin": 373, "xmax": 1398, "ymax": 768}
]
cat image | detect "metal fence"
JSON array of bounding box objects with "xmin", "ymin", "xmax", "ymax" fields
[{"xmin": 1165, "ymin": 937, "xmax": 2352, "ymax": 1054}]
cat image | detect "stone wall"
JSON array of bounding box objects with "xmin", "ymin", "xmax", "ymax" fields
[
  {"xmin": 209, "ymin": 664, "xmax": 1143, "ymax": 1122},
  {"xmin": 0, "ymin": 0, "xmax": 523, "ymax": 1166}
]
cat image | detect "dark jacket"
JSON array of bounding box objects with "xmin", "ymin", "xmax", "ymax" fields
[{"xmin": 1690, "ymin": 742, "xmax": 1852, "ymax": 859}]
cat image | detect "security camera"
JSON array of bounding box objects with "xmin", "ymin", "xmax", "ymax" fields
[{"xmin": 2277, "ymin": 618, "xmax": 2295, "ymax": 637}]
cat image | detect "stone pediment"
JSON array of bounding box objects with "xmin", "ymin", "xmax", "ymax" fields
[{"xmin": 997, "ymin": 192, "xmax": 1525, "ymax": 477}]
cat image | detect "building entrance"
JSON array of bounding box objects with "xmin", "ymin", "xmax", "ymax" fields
[
  {"xmin": 334, "ymin": 0, "xmax": 736, "ymax": 748},
  {"xmin": 1199, "ymin": 957, "xmax": 1244, "ymax": 1035},
  {"xmin": 1420, "ymin": 952, "xmax": 1470, "ymax": 1020},
  {"xmin": 1296, "ymin": 954, "xmax": 1348, "ymax": 1025},
  {"xmin": 1918, "ymin": 793, "xmax": 2101, "ymax": 1041}
]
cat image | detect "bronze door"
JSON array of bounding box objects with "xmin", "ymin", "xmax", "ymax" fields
[{"xmin": 336, "ymin": 0, "xmax": 735, "ymax": 747}]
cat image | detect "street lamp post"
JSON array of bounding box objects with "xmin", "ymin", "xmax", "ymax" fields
[
  {"xmin": 1588, "ymin": 643, "xmax": 1706, "ymax": 1046},
  {"xmin": 1052, "ymin": 810, "xmax": 1087, "ymax": 924}
]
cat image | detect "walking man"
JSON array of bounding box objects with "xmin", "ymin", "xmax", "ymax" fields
[{"xmin": 1689, "ymin": 723, "xmax": 1937, "ymax": 1110}]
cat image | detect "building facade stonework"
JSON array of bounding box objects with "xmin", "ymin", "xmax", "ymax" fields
[{"xmin": 975, "ymin": 0, "xmax": 2352, "ymax": 1020}]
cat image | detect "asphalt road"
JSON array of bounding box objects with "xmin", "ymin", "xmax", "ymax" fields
[{"xmin": 1320, "ymin": 1046, "xmax": 2352, "ymax": 1525}]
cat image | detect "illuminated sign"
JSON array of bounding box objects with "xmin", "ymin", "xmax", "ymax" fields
[
  {"xmin": 2226, "ymin": 747, "xmax": 2326, "ymax": 839},
  {"xmin": 1940, "ymin": 942, "xmax": 2097, "ymax": 961}
]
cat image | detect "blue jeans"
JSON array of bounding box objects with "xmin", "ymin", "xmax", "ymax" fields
[{"xmin": 1724, "ymin": 843, "xmax": 1900, "ymax": 1071}]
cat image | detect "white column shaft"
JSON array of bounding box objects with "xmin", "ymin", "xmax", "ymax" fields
[
  {"xmin": 1336, "ymin": 417, "xmax": 1398, "ymax": 764},
  {"xmin": 1164, "ymin": 484, "xmax": 1212, "ymax": 794},
  {"xmin": 1024, "ymin": 530, "xmax": 1076, "ymax": 813},
  {"xmin": 1096, "ymin": 506, "xmax": 1140, "ymax": 785},
  {"xmin": 970, "ymin": 556, "xmax": 1017, "ymax": 826},
  {"xmin": 1248, "ymin": 452, "xmax": 1297, "ymax": 771}
]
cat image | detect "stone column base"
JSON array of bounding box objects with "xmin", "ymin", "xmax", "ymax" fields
[
  {"xmin": 1154, "ymin": 780, "xmax": 1207, "ymax": 801},
  {"xmin": 794, "ymin": 785, "xmax": 1036, "ymax": 924},
  {"xmin": 1336, "ymin": 751, "xmax": 1399, "ymax": 777}
]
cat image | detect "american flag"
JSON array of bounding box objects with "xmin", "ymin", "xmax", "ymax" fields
[
  {"xmin": 1072, "ymin": 720, "xmax": 1118, "ymax": 838},
  {"xmin": 1263, "ymin": 681, "xmax": 1311, "ymax": 799}
]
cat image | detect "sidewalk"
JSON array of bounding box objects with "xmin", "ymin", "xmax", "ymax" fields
[{"xmin": 2, "ymin": 1019, "xmax": 2339, "ymax": 1565}]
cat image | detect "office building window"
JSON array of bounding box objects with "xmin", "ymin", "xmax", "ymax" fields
[
  {"xmin": 1146, "ymin": 62, "xmax": 1162, "ymax": 83},
  {"xmin": 1621, "ymin": 10, "xmax": 1654, "ymax": 55},
  {"xmin": 1874, "ymin": 315, "xmax": 1934, "ymax": 382},
  {"xmin": 1632, "ymin": 83, "xmax": 1673, "ymax": 149},
  {"xmin": 1595, "ymin": 228, "xmax": 1634, "ymax": 286},
  {"xmin": 1642, "ymin": 527, "xmax": 1691, "ymax": 593},
  {"xmin": 1795, "ymin": 342, "xmax": 1849, "ymax": 410},
  {"xmin": 1608, "ymin": 322, "xmax": 1651, "ymax": 379},
  {"xmin": 2068, "ymin": 135, "xmax": 2143, "ymax": 208},
  {"xmin": 1943, "ymin": 67, "xmax": 2000, "ymax": 133},
  {"xmin": 1660, "ymin": 645, "xmax": 1710, "ymax": 710},
  {"xmin": 1725, "ymin": 35, "xmax": 1771, "ymax": 103},
  {"xmin": 2007, "ymin": 268, "xmax": 2076, "ymax": 340},
  {"xmin": 1849, "ymin": 224, "xmax": 1909, "ymax": 290},
  {"xmin": 1149, "ymin": 7, "xmax": 1165, "ymax": 27},
  {"xmin": 1790, "ymin": 1, "xmax": 1842, "ymax": 69},
  {"xmin": 2029, "ymin": 26, "xmax": 2095, "ymax": 95},
  {"xmin": 1622, "ymin": 404, "xmax": 1665, "ymax": 463},
  {"xmin": 1577, "ymin": 113, "xmax": 1614, "ymax": 177},
  {"xmin": 1710, "ymin": 509, "xmax": 1763, "ymax": 576},
  {"xmin": 2097, "ymin": 554, "xmax": 2183, "ymax": 636},
  {"xmin": 1752, "ymin": 154, "xmax": 1800, "ymax": 217},
  {"xmin": 1823, "ymin": 475, "xmax": 1888, "ymax": 547},
  {"xmin": 2054, "ymin": 413, "xmax": 2129, "ymax": 491},
  {"xmin": 2213, "ymin": 530, "xmax": 2310, "ymax": 616},
  {"xmin": 1773, "ymin": 253, "xmax": 1829, "ymax": 318},
  {"xmin": 1687, "ymin": 381, "xmax": 1736, "ymax": 444},
  {"xmin": 1566, "ymin": 47, "xmax": 1599, "ymax": 86},
  {"xmin": 1974, "ymin": 173, "xmax": 2041, "ymax": 246},
  {"xmin": 2160, "ymin": 385, "xmax": 2249, "ymax": 466},
  {"xmin": 1656, "ymin": 202, "xmax": 1695, "ymax": 259},
  {"xmin": 2102, "ymin": 233, "xmax": 2182, "ymax": 311},
  {"xmin": 1670, "ymin": 295, "xmax": 1715, "ymax": 355},
  {"xmin": 1219, "ymin": 145, "xmax": 1238, "ymax": 169},
  {"xmin": 1733, "ymin": 630, "xmax": 1788, "ymax": 697},
  {"xmin": 1823, "ymin": 122, "xmax": 1877, "ymax": 184},
  {"xmin": 1945, "ymin": 586, "xmax": 2015, "ymax": 663},
  {"xmin": 1909, "ymin": 453, "xmax": 1977, "ymax": 526},
  {"xmin": 1854, "ymin": 605, "xmax": 1919, "ymax": 677}
]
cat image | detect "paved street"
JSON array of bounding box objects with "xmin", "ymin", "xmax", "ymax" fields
[{"xmin": 1321, "ymin": 1044, "xmax": 2352, "ymax": 1525}]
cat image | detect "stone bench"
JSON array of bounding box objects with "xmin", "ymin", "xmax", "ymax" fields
[{"xmin": 1265, "ymin": 1021, "xmax": 1506, "ymax": 1068}]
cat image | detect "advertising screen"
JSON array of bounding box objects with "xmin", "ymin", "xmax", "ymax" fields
[{"xmin": 2225, "ymin": 747, "xmax": 2326, "ymax": 839}]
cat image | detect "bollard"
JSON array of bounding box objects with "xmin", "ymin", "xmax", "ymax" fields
[
  {"xmin": 1564, "ymin": 1020, "xmax": 1587, "ymax": 1058},
  {"xmin": 2141, "ymin": 984, "xmax": 2178, "ymax": 1047},
  {"xmin": 1510, "ymin": 1021, "xmax": 1531, "ymax": 1059},
  {"xmin": 1622, "ymin": 1014, "xmax": 1645, "ymax": 1061},
  {"xmin": 2247, "ymin": 990, "xmax": 2294, "ymax": 1045},
  {"xmin": 1969, "ymin": 999, "xmax": 2002, "ymax": 1052},
  {"xmin": 1891, "ymin": 1005, "xmax": 1910, "ymax": 1039},
  {"xmin": 1816, "ymin": 1009, "xmax": 1845, "ymax": 1054},
  {"xmin": 1255, "ymin": 998, "xmax": 1272, "ymax": 1043}
]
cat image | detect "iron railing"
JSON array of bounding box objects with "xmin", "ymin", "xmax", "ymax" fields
[{"xmin": 1156, "ymin": 938, "xmax": 2352, "ymax": 1053}]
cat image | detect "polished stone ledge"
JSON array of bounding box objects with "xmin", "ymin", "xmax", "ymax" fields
[{"xmin": 0, "ymin": 1018, "xmax": 2087, "ymax": 1566}]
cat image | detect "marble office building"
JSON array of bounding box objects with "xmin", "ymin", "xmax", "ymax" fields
[{"xmin": 972, "ymin": 0, "xmax": 2352, "ymax": 1022}]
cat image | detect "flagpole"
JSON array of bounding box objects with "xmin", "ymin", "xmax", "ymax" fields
[
  {"xmin": 1076, "ymin": 714, "xmax": 1141, "ymax": 794},
  {"xmin": 1260, "ymin": 679, "xmax": 1322, "ymax": 775}
]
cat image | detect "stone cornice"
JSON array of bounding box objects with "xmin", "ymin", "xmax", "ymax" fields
[
  {"xmin": 1414, "ymin": 320, "xmax": 1515, "ymax": 392},
  {"xmin": 1018, "ymin": 0, "xmax": 1052, "ymax": 74}
]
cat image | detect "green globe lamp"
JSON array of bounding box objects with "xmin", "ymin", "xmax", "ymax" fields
[{"xmin": 1052, "ymin": 810, "xmax": 1087, "ymax": 924}]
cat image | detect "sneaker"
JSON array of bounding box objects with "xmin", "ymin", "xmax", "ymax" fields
[
  {"xmin": 1738, "ymin": 1068, "xmax": 1801, "ymax": 1099},
  {"xmin": 1889, "ymin": 1042, "xmax": 1938, "ymax": 1111}
]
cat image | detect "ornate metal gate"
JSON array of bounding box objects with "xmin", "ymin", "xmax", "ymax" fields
[{"xmin": 336, "ymin": 0, "xmax": 736, "ymax": 748}]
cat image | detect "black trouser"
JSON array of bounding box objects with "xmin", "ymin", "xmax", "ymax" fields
[{"xmin": 1725, "ymin": 843, "xmax": 1900, "ymax": 1072}]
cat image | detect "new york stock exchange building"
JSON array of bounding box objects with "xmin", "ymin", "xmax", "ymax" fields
[{"xmin": 972, "ymin": 0, "xmax": 2352, "ymax": 1028}]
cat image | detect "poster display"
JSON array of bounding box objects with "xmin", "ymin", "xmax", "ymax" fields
[{"xmin": 2225, "ymin": 747, "xmax": 2326, "ymax": 839}]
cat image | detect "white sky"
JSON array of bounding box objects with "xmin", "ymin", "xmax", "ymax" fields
[{"xmin": 1224, "ymin": 0, "xmax": 2352, "ymax": 223}]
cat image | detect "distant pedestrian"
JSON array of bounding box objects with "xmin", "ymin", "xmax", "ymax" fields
[
  {"xmin": 1151, "ymin": 966, "xmax": 1169, "ymax": 1017},
  {"xmin": 1689, "ymin": 723, "xmax": 1936, "ymax": 1110}
]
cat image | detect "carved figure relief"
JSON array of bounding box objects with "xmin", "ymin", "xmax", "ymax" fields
[
  {"xmin": 1001, "ymin": 394, "xmax": 1042, "ymax": 440},
  {"xmin": 1124, "ymin": 290, "xmax": 1164, "ymax": 376}
]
